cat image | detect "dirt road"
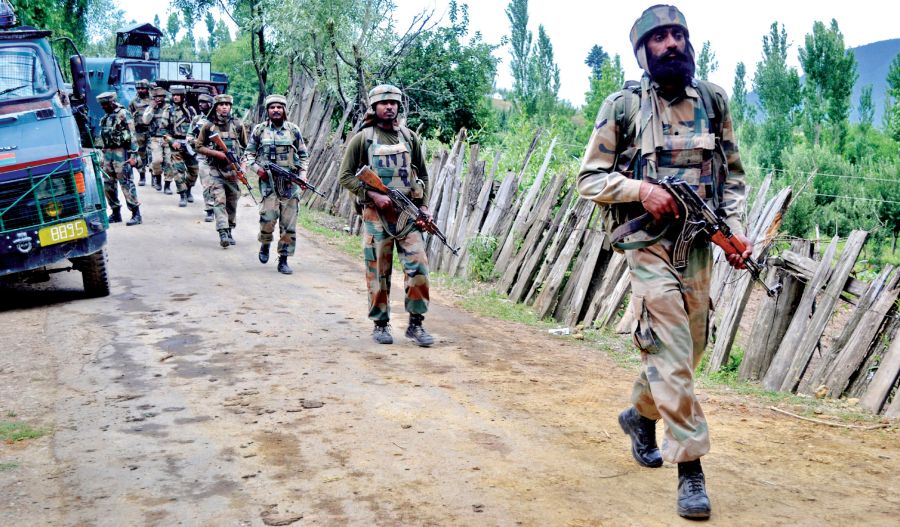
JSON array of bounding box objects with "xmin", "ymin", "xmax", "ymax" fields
[{"xmin": 1, "ymin": 189, "xmax": 897, "ymax": 526}]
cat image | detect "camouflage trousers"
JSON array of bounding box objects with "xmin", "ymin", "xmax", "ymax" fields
[
  {"xmin": 258, "ymin": 191, "xmax": 299, "ymax": 256},
  {"xmin": 101, "ymin": 148, "xmax": 139, "ymax": 210},
  {"xmin": 196, "ymin": 157, "xmax": 215, "ymax": 211},
  {"xmin": 208, "ymin": 166, "xmax": 240, "ymax": 230},
  {"xmin": 149, "ymin": 137, "xmax": 173, "ymax": 181},
  {"xmin": 626, "ymin": 239, "xmax": 712, "ymax": 464},
  {"xmin": 169, "ymin": 146, "xmax": 196, "ymax": 192},
  {"xmin": 134, "ymin": 130, "xmax": 149, "ymax": 168},
  {"xmin": 362, "ymin": 205, "xmax": 429, "ymax": 323}
]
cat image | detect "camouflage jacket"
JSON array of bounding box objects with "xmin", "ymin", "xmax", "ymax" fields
[
  {"xmin": 129, "ymin": 96, "xmax": 152, "ymax": 132},
  {"xmin": 577, "ymin": 79, "xmax": 746, "ymax": 237},
  {"xmin": 170, "ymin": 103, "xmax": 197, "ymax": 138},
  {"xmin": 141, "ymin": 104, "xmax": 175, "ymax": 138},
  {"xmin": 99, "ymin": 104, "xmax": 137, "ymax": 152},
  {"xmin": 195, "ymin": 116, "xmax": 248, "ymax": 171},
  {"xmin": 244, "ymin": 120, "xmax": 309, "ymax": 173}
]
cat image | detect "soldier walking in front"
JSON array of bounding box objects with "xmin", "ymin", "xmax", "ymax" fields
[
  {"xmin": 243, "ymin": 94, "xmax": 310, "ymax": 275},
  {"xmin": 142, "ymin": 87, "xmax": 175, "ymax": 194},
  {"xmin": 128, "ymin": 79, "xmax": 152, "ymax": 186},
  {"xmin": 97, "ymin": 92, "xmax": 142, "ymax": 226},
  {"xmin": 577, "ymin": 5, "xmax": 751, "ymax": 520},
  {"xmin": 338, "ymin": 84, "xmax": 434, "ymax": 347},
  {"xmin": 167, "ymin": 85, "xmax": 198, "ymax": 207},
  {"xmin": 194, "ymin": 94, "xmax": 248, "ymax": 248},
  {"xmin": 188, "ymin": 93, "xmax": 215, "ymax": 222}
]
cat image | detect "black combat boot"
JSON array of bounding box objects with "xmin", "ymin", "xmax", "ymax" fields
[
  {"xmin": 153, "ymin": 175, "xmax": 161, "ymax": 190},
  {"xmin": 372, "ymin": 322, "xmax": 393, "ymax": 345},
  {"xmin": 126, "ymin": 206, "xmax": 142, "ymax": 226},
  {"xmin": 138, "ymin": 172, "xmax": 146, "ymax": 186},
  {"xmin": 258, "ymin": 243, "xmax": 270, "ymax": 264},
  {"xmin": 218, "ymin": 229, "xmax": 230, "ymax": 248},
  {"xmin": 406, "ymin": 314, "xmax": 434, "ymax": 347},
  {"xmin": 108, "ymin": 207, "xmax": 122, "ymax": 223},
  {"xmin": 204, "ymin": 209, "xmax": 214, "ymax": 222},
  {"xmin": 163, "ymin": 181, "xmax": 172, "ymax": 195},
  {"xmin": 226, "ymin": 228, "xmax": 236, "ymax": 245},
  {"xmin": 186, "ymin": 187, "xmax": 194, "ymax": 203},
  {"xmin": 277, "ymin": 254, "xmax": 292, "ymax": 274},
  {"xmin": 178, "ymin": 191, "xmax": 187, "ymax": 207},
  {"xmin": 618, "ymin": 407, "xmax": 663, "ymax": 468},
  {"xmin": 677, "ymin": 460, "xmax": 711, "ymax": 520}
]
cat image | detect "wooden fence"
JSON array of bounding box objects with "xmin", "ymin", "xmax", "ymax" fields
[{"xmin": 287, "ymin": 88, "xmax": 899, "ymax": 417}]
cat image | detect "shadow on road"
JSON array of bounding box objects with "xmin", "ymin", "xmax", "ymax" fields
[{"xmin": 0, "ymin": 278, "xmax": 89, "ymax": 312}]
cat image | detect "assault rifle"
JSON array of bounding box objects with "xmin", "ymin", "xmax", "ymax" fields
[
  {"xmin": 209, "ymin": 132, "xmax": 257, "ymax": 204},
  {"xmin": 263, "ymin": 162, "xmax": 327, "ymax": 198},
  {"xmin": 356, "ymin": 165, "xmax": 459, "ymax": 256},
  {"xmin": 171, "ymin": 138, "xmax": 195, "ymax": 156},
  {"xmin": 658, "ymin": 176, "xmax": 781, "ymax": 298}
]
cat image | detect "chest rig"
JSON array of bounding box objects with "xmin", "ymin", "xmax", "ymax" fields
[
  {"xmin": 205, "ymin": 118, "xmax": 241, "ymax": 170},
  {"xmin": 364, "ymin": 126, "xmax": 422, "ymax": 238},
  {"xmin": 171, "ymin": 104, "xmax": 195, "ymax": 138},
  {"xmin": 148, "ymin": 106, "xmax": 172, "ymax": 137},
  {"xmin": 100, "ymin": 107, "xmax": 131, "ymax": 149},
  {"xmin": 257, "ymin": 122, "xmax": 300, "ymax": 198},
  {"xmin": 131, "ymin": 97, "xmax": 151, "ymax": 131}
]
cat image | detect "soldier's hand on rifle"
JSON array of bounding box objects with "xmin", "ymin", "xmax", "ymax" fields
[
  {"xmin": 256, "ymin": 167, "xmax": 268, "ymax": 181},
  {"xmin": 209, "ymin": 151, "xmax": 227, "ymax": 161},
  {"xmin": 726, "ymin": 233, "xmax": 753, "ymax": 270},
  {"xmin": 367, "ymin": 190, "xmax": 392, "ymax": 210},
  {"xmin": 415, "ymin": 206, "xmax": 433, "ymax": 230},
  {"xmin": 640, "ymin": 180, "xmax": 680, "ymax": 221},
  {"xmin": 127, "ymin": 157, "xmax": 137, "ymax": 167}
]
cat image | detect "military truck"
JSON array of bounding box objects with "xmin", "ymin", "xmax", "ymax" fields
[{"xmin": 0, "ymin": 0, "xmax": 111, "ymax": 296}]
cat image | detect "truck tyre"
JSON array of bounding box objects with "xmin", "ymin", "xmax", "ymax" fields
[{"xmin": 78, "ymin": 249, "xmax": 111, "ymax": 297}]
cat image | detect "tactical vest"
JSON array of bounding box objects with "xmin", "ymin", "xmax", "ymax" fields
[
  {"xmin": 130, "ymin": 96, "xmax": 151, "ymax": 131},
  {"xmin": 147, "ymin": 105, "xmax": 173, "ymax": 137},
  {"xmin": 99, "ymin": 107, "xmax": 131, "ymax": 149},
  {"xmin": 253, "ymin": 122, "xmax": 300, "ymax": 169},
  {"xmin": 365, "ymin": 126, "xmax": 423, "ymax": 200},
  {"xmin": 171, "ymin": 104, "xmax": 196, "ymax": 138},
  {"xmin": 204, "ymin": 117, "xmax": 243, "ymax": 169}
]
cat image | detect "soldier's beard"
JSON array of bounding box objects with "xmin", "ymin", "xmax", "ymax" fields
[{"xmin": 647, "ymin": 48, "xmax": 695, "ymax": 88}]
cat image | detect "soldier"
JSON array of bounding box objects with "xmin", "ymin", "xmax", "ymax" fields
[
  {"xmin": 128, "ymin": 79, "xmax": 152, "ymax": 186},
  {"xmin": 167, "ymin": 85, "xmax": 198, "ymax": 207},
  {"xmin": 96, "ymin": 92, "xmax": 142, "ymax": 226},
  {"xmin": 194, "ymin": 94, "xmax": 248, "ymax": 248},
  {"xmin": 243, "ymin": 94, "xmax": 310, "ymax": 275},
  {"xmin": 338, "ymin": 84, "xmax": 433, "ymax": 347},
  {"xmin": 576, "ymin": 5, "xmax": 751, "ymax": 520},
  {"xmin": 142, "ymin": 86, "xmax": 175, "ymax": 194},
  {"xmin": 189, "ymin": 93, "xmax": 216, "ymax": 222}
]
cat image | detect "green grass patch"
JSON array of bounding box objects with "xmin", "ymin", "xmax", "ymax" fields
[
  {"xmin": 0, "ymin": 462, "xmax": 19, "ymax": 472},
  {"xmin": 0, "ymin": 421, "xmax": 46, "ymax": 442},
  {"xmin": 298, "ymin": 208, "xmax": 360, "ymax": 258},
  {"xmin": 431, "ymin": 273, "xmax": 549, "ymax": 327}
]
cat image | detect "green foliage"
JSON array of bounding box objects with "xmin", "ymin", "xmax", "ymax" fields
[
  {"xmin": 504, "ymin": 0, "xmax": 560, "ymax": 118},
  {"xmin": 13, "ymin": 0, "xmax": 89, "ymax": 46},
  {"xmin": 858, "ymin": 85, "xmax": 875, "ymax": 133},
  {"xmin": 210, "ymin": 31, "xmax": 287, "ymax": 113},
  {"xmin": 0, "ymin": 462, "xmax": 18, "ymax": 472},
  {"xmin": 0, "ymin": 421, "xmax": 46, "ymax": 442},
  {"xmin": 695, "ymin": 41, "xmax": 718, "ymax": 81},
  {"xmin": 753, "ymin": 22, "xmax": 801, "ymax": 170},
  {"xmin": 886, "ymin": 53, "xmax": 900, "ymax": 142},
  {"xmin": 585, "ymin": 45, "xmax": 609, "ymax": 81},
  {"xmin": 579, "ymin": 55, "xmax": 625, "ymax": 146},
  {"xmin": 467, "ymin": 234, "xmax": 499, "ymax": 282}
]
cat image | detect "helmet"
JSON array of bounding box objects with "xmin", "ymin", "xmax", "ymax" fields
[
  {"xmin": 135, "ymin": 79, "xmax": 150, "ymax": 89},
  {"xmin": 630, "ymin": 4, "xmax": 690, "ymax": 51},
  {"xmin": 151, "ymin": 87, "xmax": 167, "ymax": 97},
  {"xmin": 198, "ymin": 94, "xmax": 214, "ymax": 105},
  {"xmin": 368, "ymin": 84, "xmax": 402, "ymax": 107},
  {"xmin": 96, "ymin": 91, "xmax": 117, "ymax": 104},
  {"xmin": 214, "ymin": 94, "xmax": 233, "ymax": 105},
  {"xmin": 264, "ymin": 94, "xmax": 287, "ymax": 108},
  {"xmin": 170, "ymin": 85, "xmax": 187, "ymax": 95}
]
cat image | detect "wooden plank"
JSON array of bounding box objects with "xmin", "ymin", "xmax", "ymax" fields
[
  {"xmin": 706, "ymin": 187, "xmax": 793, "ymax": 372},
  {"xmin": 763, "ymin": 237, "xmax": 839, "ymax": 391},
  {"xmin": 448, "ymin": 158, "xmax": 490, "ymax": 277},
  {"xmin": 820, "ymin": 277, "xmax": 900, "ymax": 397},
  {"xmin": 525, "ymin": 196, "xmax": 581, "ymax": 305},
  {"xmin": 615, "ymin": 298, "xmax": 634, "ymax": 334},
  {"xmin": 560, "ymin": 229, "xmax": 607, "ymax": 327},
  {"xmin": 440, "ymin": 145, "xmax": 481, "ymax": 271},
  {"xmin": 860, "ymin": 336, "xmax": 900, "ymax": 413},
  {"xmin": 508, "ymin": 189, "xmax": 574, "ymax": 303},
  {"xmin": 738, "ymin": 267, "xmax": 804, "ymax": 381},
  {"xmin": 533, "ymin": 200, "xmax": 593, "ymax": 319},
  {"xmin": 595, "ymin": 264, "xmax": 632, "ymax": 328},
  {"xmin": 848, "ymin": 315, "xmax": 900, "ymax": 398},
  {"xmin": 430, "ymin": 145, "xmax": 466, "ymax": 267},
  {"xmin": 801, "ymin": 266, "xmax": 895, "ymax": 394},
  {"xmin": 778, "ymin": 230, "xmax": 868, "ymax": 392},
  {"xmin": 776, "ymin": 250, "xmax": 868, "ymax": 301},
  {"xmin": 885, "ymin": 389, "xmax": 900, "ymax": 418},
  {"xmin": 583, "ymin": 252, "xmax": 628, "ymax": 325}
]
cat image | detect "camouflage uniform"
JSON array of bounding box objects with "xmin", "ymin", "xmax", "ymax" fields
[
  {"xmin": 96, "ymin": 92, "xmax": 141, "ymax": 225},
  {"xmin": 188, "ymin": 94, "xmax": 215, "ymax": 220},
  {"xmin": 142, "ymin": 87, "xmax": 176, "ymax": 193},
  {"xmin": 128, "ymin": 79, "xmax": 152, "ymax": 185},
  {"xmin": 167, "ymin": 85, "xmax": 198, "ymax": 205},
  {"xmin": 577, "ymin": 7, "xmax": 747, "ymax": 518},
  {"xmin": 194, "ymin": 94, "xmax": 248, "ymax": 246},
  {"xmin": 244, "ymin": 94, "xmax": 310, "ymax": 268},
  {"xmin": 338, "ymin": 84, "xmax": 432, "ymax": 346}
]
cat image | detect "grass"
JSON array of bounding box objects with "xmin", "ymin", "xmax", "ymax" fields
[
  {"xmin": 0, "ymin": 462, "xmax": 18, "ymax": 472},
  {"xmin": 298, "ymin": 208, "xmax": 360, "ymax": 257},
  {"xmin": 0, "ymin": 421, "xmax": 46, "ymax": 442}
]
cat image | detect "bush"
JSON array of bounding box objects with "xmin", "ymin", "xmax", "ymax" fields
[{"xmin": 467, "ymin": 234, "xmax": 499, "ymax": 282}]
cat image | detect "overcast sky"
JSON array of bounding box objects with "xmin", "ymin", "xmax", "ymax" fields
[{"xmin": 120, "ymin": 0, "xmax": 898, "ymax": 106}]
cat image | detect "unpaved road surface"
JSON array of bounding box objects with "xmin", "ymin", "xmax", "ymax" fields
[{"xmin": 1, "ymin": 189, "xmax": 898, "ymax": 526}]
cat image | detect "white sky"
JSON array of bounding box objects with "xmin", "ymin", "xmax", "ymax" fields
[{"xmin": 119, "ymin": 0, "xmax": 899, "ymax": 106}]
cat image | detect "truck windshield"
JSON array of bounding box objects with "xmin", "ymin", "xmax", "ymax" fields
[
  {"xmin": 0, "ymin": 46, "xmax": 51, "ymax": 102},
  {"xmin": 124, "ymin": 64, "xmax": 157, "ymax": 84}
]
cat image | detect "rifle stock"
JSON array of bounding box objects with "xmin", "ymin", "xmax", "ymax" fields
[
  {"xmin": 355, "ymin": 165, "xmax": 459, "ymax": 255},
  {"xmin": 209, "ymin": 132, "xmax": 257, "ymax": 204}
]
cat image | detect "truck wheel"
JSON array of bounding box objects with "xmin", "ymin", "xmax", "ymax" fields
[{"xmin": 79, "ymin": 249, "xmax": 111, "ymax": 297}]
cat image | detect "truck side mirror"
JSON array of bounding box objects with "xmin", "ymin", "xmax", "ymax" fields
[{"xmin": 69, "ymin": 54, "xmax": 89, "ymax": 102}]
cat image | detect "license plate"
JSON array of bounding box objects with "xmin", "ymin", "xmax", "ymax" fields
[{"xmin": 39, "ymin": 219, "xmax": 88, "ymax": 247}]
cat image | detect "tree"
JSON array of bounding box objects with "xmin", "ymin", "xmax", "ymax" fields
[
  {"xmin": 753, "ymin": 22, "xmax": 801, "ymax": 170},
  {"xmin": 165, "ymin": 12, "xmax": 181, "ymax": 47},
  {"xmin": 579, "ymin": 54, "xmax": 624, "ymax": 145},
  {"xmin": 585, "ymin": 45, "xmax": 609, "ymax": 81},
  {"xmin": 530, "ymin": 25, "xmax": 560, "ymax": 115},
  {"xmin": 695, "ymin": 41, "xmax": 718, "ymax": 81},
  {"xmin": 886, "ymin": 52, "xmax": 900, "ymax": 141},
  {"xmin": 14, "ymin": 0, "xmax": 89, "ymax": 47},
  {"xmin": 506, "ymin": 0, "xmax": 532, "ymax": 107},
  {"xmin": 798, "ymin": 19, "xmax": 857, "ymax": 151},
  {"xmin": 859, "ymin": 85, "xmax": 874, "ymax": 133}
]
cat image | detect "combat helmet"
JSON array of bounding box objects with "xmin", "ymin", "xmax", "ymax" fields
[
  {"xmin": 629, "ymin": 4, "xmax": 694, "ymax": 73},
  {"xmin": 96, "ymin": 91, "xmax": 117, "ymax": 104},
  {"xmin": 368, "ymin": 84, "xmax": 403, "ymax": 107},
  {"xmin": 170, "ymin": 85, "xmax": 187, "ymax": 95},
  {"xmin": 264, "ymin": 94, "xmax": 287, "ymax": 108},
  {"xmin": 214, "ymin": 94, "xmax": 233, "ymax": 106},
  {"xmin": 198, "ymin": 94, "xmax": 214, "ymax": 105},
  {"xmin": 135, "ymin": 79, "xmax": 150, "ymax": 89},
  {"xmin": 151, "ymin": 87, "xmax": 167, "ymax": 97}
]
